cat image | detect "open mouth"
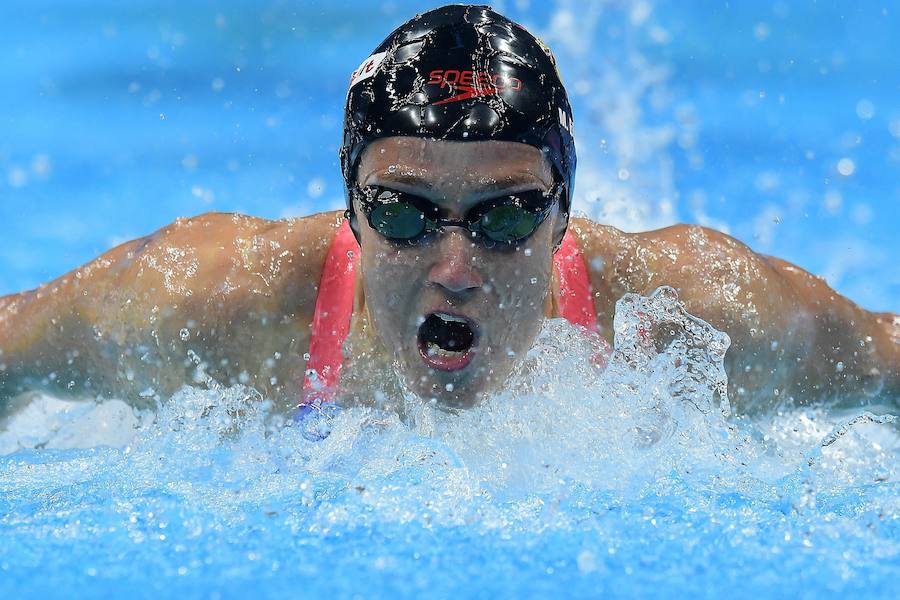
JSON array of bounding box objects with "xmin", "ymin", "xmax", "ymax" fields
[{"xmin": 417, "ymin": 312, "xmax": 478, "ymax": 371}]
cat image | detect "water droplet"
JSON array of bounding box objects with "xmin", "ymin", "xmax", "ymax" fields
[
  {"xmin": 837, "ymin": 158, "xmax": 855, "ymax": 176},
  {"xmin": 179, "ymin": 328, "xmax": 190, "ymax": 341},
  {"xmin": 855, "ymin": 99, "xmax": 875, "ymax": 120}
]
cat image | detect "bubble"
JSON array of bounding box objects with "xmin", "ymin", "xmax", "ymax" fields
[
  {"xmin": 181, "ymin": 154, "xmax": 199, "ymax": 172},
  {"xmin": 851, "ymin": 203, "xmax": 872, "ymax": 225},
  {"xmin": 7, "ymin": 167, "xmax": 27, "ymax": 188},
  {"xmin": 836, "ymin": 158, "xmax": 855, "ymax": 176},
  {"xmin": 180, "ymin": 328, "xmax": 190, "ymax": 341},
  {"xmin": 307, "ymin": 177, "xmax": 325, "ymax": 198},
  {"xmin": 191, "ymin": 186, "xmax": 215, "ymax": 203},
  {"xmin": 577, "ymin": 551, "xmax": 597, "ymax": 574},
  {"xmin": 855, "ymin": 99, "xmax": 875, "ymax": 120},
  {"xmin": 753, "ymin": 22, "xmax": 770, "ymax": 40},
  {"xmin": 31, "ymin": 154, "xmax": 51, "ymax": 178},
  {"xmin": 823, "ymin": 190, "xmax": 842, "ymax": 214},
  {"xmin": 889, "ymin": 118, "xmax": 900, "ymax": 139}
]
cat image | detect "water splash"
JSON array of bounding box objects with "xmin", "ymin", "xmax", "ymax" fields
[
  {"xmin": 536, "ymin": 0, "xmax": 682, "ymax": 231},
  {"xmin": 1, "ymin": 287, "xmax": 897, "ymax": 596}
]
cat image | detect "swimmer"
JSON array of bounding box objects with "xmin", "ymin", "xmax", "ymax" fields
[{"xmin": 0, "ymin": 5, "xmax": 897, "ymax": 416}]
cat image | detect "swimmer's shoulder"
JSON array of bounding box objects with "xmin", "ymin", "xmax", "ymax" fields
[
  {"xmin": 80, "ymin": 210, "xmax": 347, "ymax": 324},
  {"xmin": 570, "ymin": 217, "xmax": 753, "ymax": 255},
  {"xmin": 567, "ymin": 216, "xmax": 628, "ymax": 259},
  {"xmin": 145, "ymin": 209, "xmax": 346, "ymax": 302},
  {"xmin": 566, "ymin": 218, "xmax": 779, "ymax": 323},
  {"xmin": 569, "ymin": 217, "xmax": 761, "ymax": 275},
  {"xmin": 155, "ymin": 209, "xmax": 343, "ymax": 250},
  {"xmin": 158, "ymin": 208, "xmax": 344, "ymax": 263}
]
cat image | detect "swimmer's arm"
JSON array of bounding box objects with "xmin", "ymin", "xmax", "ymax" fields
[
  {"xmin": 758, "ymin": 254, "xmax": 898, "ymax": 404},
  {"xmin": 572, "ymin": 219, "xmax": 898, "ymax": 408},
  {"xmin": 0, "ymin": 211, "xmax": 342, "ymax": 412}
]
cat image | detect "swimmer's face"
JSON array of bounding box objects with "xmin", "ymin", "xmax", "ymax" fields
[{"xmin": 354, "ymin": 137, "xmax": 565, "ymax": 407}]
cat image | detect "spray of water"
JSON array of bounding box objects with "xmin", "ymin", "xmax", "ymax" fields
[
  {"xmin": 2, "ymin": 287, "xmax": 895, "ymax": 523},
  {"xmin": 2, "ymin": 287, "xmax": 898, "ymax": 596}
]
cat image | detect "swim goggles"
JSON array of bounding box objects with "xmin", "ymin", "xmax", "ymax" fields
[{"xmin": 347, "ymin": 182, "xmax": 562, "ymax": 245}]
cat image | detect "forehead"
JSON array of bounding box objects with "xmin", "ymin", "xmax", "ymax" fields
[{"xmin": 356, "ymin": 137, "xmax": 552, "ymax": 189}]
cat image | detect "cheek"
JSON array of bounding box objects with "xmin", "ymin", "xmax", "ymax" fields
[
  {"xmin": 484, "ymin": 249, "xmax": 553, "ymax": 306},
  {"xmin": 361, "ymin": 248, "xmax": 426, "ymax": 317},
  {"xmin": 491, "ymin": 276, "xmax": 550, "ymax": 322}
]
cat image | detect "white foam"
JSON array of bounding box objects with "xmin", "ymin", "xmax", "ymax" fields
[
  {"xmin": 0, "ymin": 394, "xmax": 148, "ymax": 454},
  {"xmin": 1, "ymin": 287, "xmax": 895, "ymax": 532}
]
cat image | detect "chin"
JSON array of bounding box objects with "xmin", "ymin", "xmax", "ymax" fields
[
  {"xmin": 424, "ymin": 384, "xmax": 482, "ymax": 410},
  {"xmin": 405, "ymin": 362, "xmax": 500, "ymax": 410}
]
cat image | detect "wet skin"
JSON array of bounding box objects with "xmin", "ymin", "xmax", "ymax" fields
[{"xmin": 0, "ymin": 137, "xmax": 897, "ymax": 416}]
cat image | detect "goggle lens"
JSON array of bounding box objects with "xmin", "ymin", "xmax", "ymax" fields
[
  {"xmin": 478, "ymin": 205, "xmax": 539, "ymax": 243},
  {"xmin": 357, "ymin": 185, "xmax": 558, "ymax": 245},
  {"xmin": 370, "ymin": 202, "xmax": 428, "ymax": 240}
]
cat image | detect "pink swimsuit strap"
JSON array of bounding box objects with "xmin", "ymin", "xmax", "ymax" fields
[
  {"xmin": 301, "ymin": 220, "xmax": 607, "ymax": 406},
  {"xmin": 553, "ymin": 228, "xmax": 600, "ymax": 334},
  {"xmin": 301, "ymin": 220, "xmax": 360, "ymax": 404}
]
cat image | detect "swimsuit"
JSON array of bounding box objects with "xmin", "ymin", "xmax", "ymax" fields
[{"xmin": 301, "ymin": 220, "xmax": 609, "ymax": 405}]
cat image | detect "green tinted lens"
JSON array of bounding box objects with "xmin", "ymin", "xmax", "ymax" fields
[
  {"xmin": 479, "ymin": 205, "xmax": 538, "ymax": 242},
  {"xmin": 370, "ymin": 202, "xmax": 427, "ymax": 240}
]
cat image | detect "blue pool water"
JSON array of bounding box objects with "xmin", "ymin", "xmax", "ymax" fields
[
  {"xmin": 1, "ymin": 1, "xmax": 899, "ymax": 598},
  {"xmin": 1, "ymin": 0, "xmax": 898, "ymax": 311}
]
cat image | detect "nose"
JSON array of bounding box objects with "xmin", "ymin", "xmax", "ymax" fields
[{"xmin": 427, "ymin": 229, "xmax": 484, "ymax": 294}]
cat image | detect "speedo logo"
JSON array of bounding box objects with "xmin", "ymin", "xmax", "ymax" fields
[{"xmin": 427, "ymin": 69, "xmax": 523, "ymax": 105}]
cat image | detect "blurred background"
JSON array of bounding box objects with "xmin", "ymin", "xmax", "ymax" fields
[{"xmin": 1, "ymin": 0, "xmax": 897, "ymax": 311}]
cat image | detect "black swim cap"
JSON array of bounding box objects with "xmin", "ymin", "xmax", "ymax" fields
[{"xmin": 341, "ymin": 4, "xmax": 576, "ymax": 236}]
